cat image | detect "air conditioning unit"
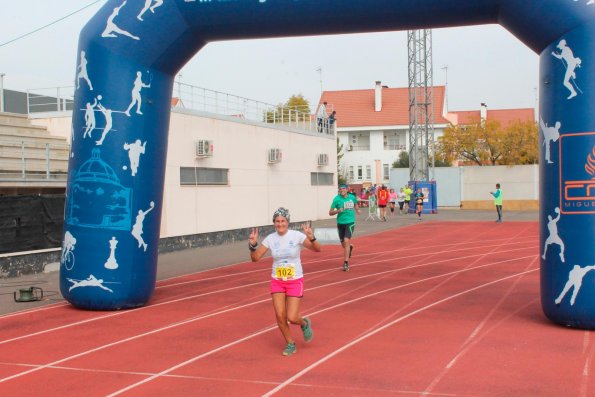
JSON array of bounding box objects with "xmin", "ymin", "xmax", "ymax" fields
[
  {"xmin": 317, "ymin": 153, "xmax": 328, "ymax": 166},
  {"xmin": 268, "ymin": 148, "xmax": 282, "ymax": 163},
  {"xmin": 195, "ymin": 140, "xmax": 213, "ymax": 157},
  {"xmin": 346, "ymin": 144, "xmax": 353, "ymax": 151}
]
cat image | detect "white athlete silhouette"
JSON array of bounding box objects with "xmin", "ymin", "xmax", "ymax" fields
[
  {"xmin": 102, "ymin": 1, "xmax": 140, "ymax": 40},
  {"xmin": 76, "ymin": 51, "xmax": 93, "ymax": 91},
  {"xmin": 123, "ymin": 139, "xmax": 146, "ymax": 176},
  {"xmin": 125, "ymin": 71, "xmax": 151, "ymax": 116},
  {"xmin": 95, "ymin": 101, "xmax": 114, "ymax": 145},
  {"xmin": 67, "ymin": 274, "xmax": 114, "ymax": 293},
  {"xmin": 104, "ymin": 236, "xmax": 119, "ymax": 270},
  {"xmin": 551, "ymin": 39, "xmax": 582, "ymax": 99},
  {"xmin": 542, "ymin": 207, "xmax": 565, "ymax": 262},
  {"xmin": 132, "ymin": 201, "xmax": 155, "ymax": 251},
  {"xmin": 539, "ymin": 117, "xmax": 561, "ymax": 164},
  {"xmin": 137, "ymin": 0, "xmax": 163, "ymax": 20},
  {"xmin": 62, "ymin": 231, "xmax": 77, "ymax": 270},
  {"xmin": 555, "ymin": 264, "xmax": 595, "ymax": 305},
  {"xmin": 83, "ymin": 97, "xmax": 99, "ymax": 139}
]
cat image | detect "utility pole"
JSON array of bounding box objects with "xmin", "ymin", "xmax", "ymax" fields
[
  {"xmin": 441, "ymin": 65, "xmax": 448, "ymax": 111},
  {"xmin": 316, "ymin": 67, "xmax": 323, "ymax": 93},
  {"xmin": 407, "ymin": 30, "xmax": 435, "ymax": 181}
]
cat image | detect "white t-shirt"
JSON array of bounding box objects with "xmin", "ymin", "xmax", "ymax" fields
[
  {"xmin": 262, "ymin": 230, "xmax": 306, "ymax": 280},
  {"xmin": 397, "ymin": 192, "xmax": 406, "ymax": 202},
  {"xmin": 317, "ymin": 103, "xmax": 327, "ymax": 119}
]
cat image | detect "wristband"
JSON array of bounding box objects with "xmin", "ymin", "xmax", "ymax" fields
[
  {"xmin": 309, "ymin": 237, "xmax": 317, "ymax": 242},
  {"xmin": 249, "ymin": 242, "xmax": 258, "ymax": 252}
]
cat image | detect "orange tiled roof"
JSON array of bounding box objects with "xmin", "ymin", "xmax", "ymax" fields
[
  {"xmin": 318, "ymin": 86, "xmax": 448, "ymax": 128},
  {"xmin": 447, "ymin": 108, "xmax": 535, "ymax": 128}
]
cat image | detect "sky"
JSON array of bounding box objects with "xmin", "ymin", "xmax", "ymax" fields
[{"xmin": 0, "ymin": 0, "xmax": 540, "ymax": 113}]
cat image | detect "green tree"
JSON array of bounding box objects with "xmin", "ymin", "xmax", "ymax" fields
[
  {"xmin": 392, "ymin": 151, "xmax": 409, "ymax": 168},
  {"xmin": 264, "ymin": 94, "xmax": 311, "ymax": 123},
  {"xmin": 437, "ymin": 122, "xmax": 483, "ymax": 165},
  {"xmin": 498, "ymin": 120, "xmax": 539, "ymax": 165},
  {"xmin": 437, "ymin": 118, "xmax": 539, "ymax": 166},
  {"xmin": 433, "ymin": 156, "xmax": 452, "ymax": 167}
]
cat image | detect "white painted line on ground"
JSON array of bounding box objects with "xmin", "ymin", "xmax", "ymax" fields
[{"xmin": 261, "ymin": 268, "xmax": 539, "ymax": 397}]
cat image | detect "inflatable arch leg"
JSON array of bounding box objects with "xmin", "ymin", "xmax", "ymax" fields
[
  {"xmin": 539, "ymin": 21, "xmax": 595, "ymax": 329},
  {"xmin": 61, "ymin": 1, "xmax": 595, "ymax": 329}
]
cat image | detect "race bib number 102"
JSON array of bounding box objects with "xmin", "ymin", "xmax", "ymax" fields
[{"xmin": 275, "ymin": 264, "xmax": 295, "ymax": 280}]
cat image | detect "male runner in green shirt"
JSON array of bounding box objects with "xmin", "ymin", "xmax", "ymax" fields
[{"xmin": 330, "ymin": 184, "xmax": 361, "ymax": 271}]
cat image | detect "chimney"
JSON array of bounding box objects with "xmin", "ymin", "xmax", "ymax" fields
[
  {"xmin": 480, "ymin": 103, "xmax": 488, "ymax": 124},
  {"xmin": 375, "ymin": 81, "xmax": 382, "ymax": 112}
]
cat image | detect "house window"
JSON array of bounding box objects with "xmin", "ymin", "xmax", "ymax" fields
[
  {"xmin": 349, "ymin": 166, "xmax": 354, "ymax": 181},
  {"xmin": 383, "ymin": 164, "xmax": 390, "ymax": 181},
  {"xmin": 384, "ymin": 131, "xmax": 407, "ymax": 150},
  {"xmin": 366, "ymin": 165, "xmax": 371, "ymax": 180},
  {"xmin": 180, "ymin": 167, "xmax": 228, "ymax": 185},
  {"xmin": 357, "ymin": 166, "xmax": 363, "ymax": 180},
  {"xmin": 350, "ymin": 132, "xmax": 370, "ymax": 151},
  {"xmin": 311, "ymin": 172, "xmax": 334, "ymax": 186}
]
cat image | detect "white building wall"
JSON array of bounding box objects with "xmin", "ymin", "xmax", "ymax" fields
[
  {"xmin": 32, "ymin": 109, "xmax": 337, "ymax": 238},
  {"xmin": 460, "ymin": 164, "xmax": 539, "ymax": 201},
  {"xmin": 390, "ymin": 164, "xmax": 539, "ymax": 208},
  {"xmin": 339, "ymin": 125, "xmax": 446, "ymax": 185}
]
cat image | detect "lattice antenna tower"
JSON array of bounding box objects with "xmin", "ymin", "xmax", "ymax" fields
[{"xmin": 407, "ymin": 29, "xmax": 435, "ymax": 181}]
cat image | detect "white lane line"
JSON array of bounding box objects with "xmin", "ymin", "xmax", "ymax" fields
[
  {"xmin": 0, "ymin": 251, "xmax": 535, "ymax": 389},
  {"xmin": 0, "ymin": 239, "xmax": 535, "ymax": 344},
  {"xmin": 104, "ymin": 254, "xmax": 536, "ymax": 396},
  {"xmin": 0, "ymin": 227, "xmax": 538, "ymax": 389},
  {"xmin": 0, "ymin": 224, "xmax": 535, "ymax": 319},
  {"xmin": 157, "ymin": 231, "xmax": 537, "ymax": 288},
  {"xmin": 261, "ymin": 268, "xmax": 539, "ymax": 397},
  {"xmin": 0, "ymin": 280, "xmax": 266, "ymax": 345},
  {"xmin": 0, "ymin": 302, "xmax": 69, "ymax": 319},
  {"xmin": 0, "ymin": 297, "xmax": 272, "ymax": 384},
  {"xmin": 353, "ymin": 221, "xmax": 534, "ymax": 335},
  {"xmin": 579, "ymin": 332, "xmax": 595, "ymax": 397},
  {"xmin": 422, "ymin": 256, "xmax": 539, "ymax": 395}
]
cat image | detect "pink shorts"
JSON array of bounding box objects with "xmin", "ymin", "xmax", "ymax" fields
[{"xmin": 270, "ymin": 277, "xmax": 304, "ymax": 297}]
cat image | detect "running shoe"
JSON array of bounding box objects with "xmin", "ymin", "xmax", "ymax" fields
[
  {"xmin": 349, "ymin": 244, "xmax": 354, "ymax": 258},
  {"xmin": 301, "ymin": 317, "xmax": 313, "ymax": 343},
  {"xmin": 282, "ymin": 342, "xmax": 296, "ymax": 356},
  {"xmin": 343, "ymin": 262, "xmax": 349, "ymax": 272}
]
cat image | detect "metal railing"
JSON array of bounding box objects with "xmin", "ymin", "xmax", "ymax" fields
[
  {"xmin": 0, "ymin": 140, "xmax": 69, "ymax": 182},
  {"xmin": 26, "ymin": 82, "xmax": 335, "ymax": 136},
  {"xmin": 172, "ymin": 81, "xmax": 334, "ymax": 135},
  {"xmin": 384, "ymin": 144, "xmax": 407, "ymax": 150},
  {"xmin": 26, "ymin": 86, "xmax": 75, "ymax": 113}
]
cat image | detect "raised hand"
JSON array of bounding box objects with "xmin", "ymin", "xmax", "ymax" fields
[
  {"xmin": 301, "ymin": 222, "xmax": 314, "ymax": 239},
  {"xmin": 249, "ymin": 227, "xmax": 259, "ymax": 245}
]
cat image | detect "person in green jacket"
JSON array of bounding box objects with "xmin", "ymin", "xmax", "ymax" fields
[{"xmin": 490, "ymin": 183, "xmax": 503, "ymax": 222}]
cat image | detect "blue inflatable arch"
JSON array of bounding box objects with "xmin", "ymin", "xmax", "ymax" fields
[{"xmin": 63, "ymin": 0, "xmax": 594, "ymax": 328}]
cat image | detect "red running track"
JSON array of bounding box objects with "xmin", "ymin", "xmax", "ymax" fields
[{"xmin": 0, "ymin": 221, "xmax": 593, "ymax": 396}]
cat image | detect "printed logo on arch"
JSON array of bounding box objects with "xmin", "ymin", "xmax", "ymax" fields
[{"xmin": 559, "ymin": 132, "xmax": 595, "ymax": 214}]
